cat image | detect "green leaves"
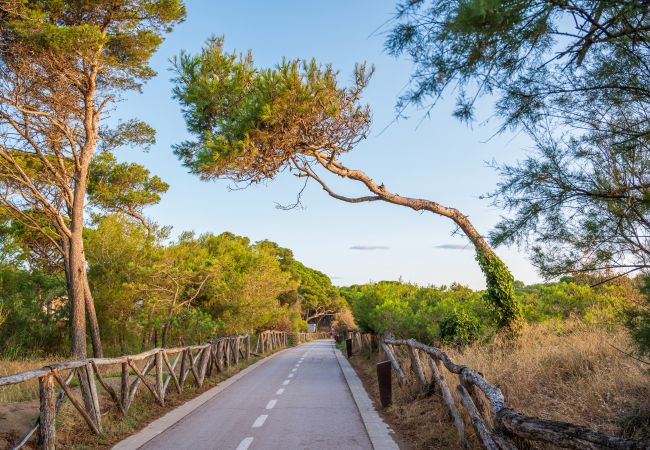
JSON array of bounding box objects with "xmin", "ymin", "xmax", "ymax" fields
[
  {"xmin": 171, "ymin": 36, "xmax": 372, "ymax": 182},
  {"xmin": 88, "ymin": 152, "xmax": 168, "ymax": 222}
]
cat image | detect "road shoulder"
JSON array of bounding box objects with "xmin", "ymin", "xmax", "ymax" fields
[{"xmin": 335, "ymin": 347, "xmax": 400, "ymax": 450}]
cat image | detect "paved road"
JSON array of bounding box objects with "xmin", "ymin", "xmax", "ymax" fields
[{"xmin": 139, "ymin": 340, "xmax": 374, "ymax": 450}]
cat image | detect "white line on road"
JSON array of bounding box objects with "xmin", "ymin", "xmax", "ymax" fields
[
  {"xmin": 252, "ymin": 414, "xmax": 268, "ymax": 428},
  {"xmin": 266, "ymin": 399, "xmax": 278, "ymax": 410},
  {"xmin": 275, "ymin": 388, "xmax": 285, "ymax": 395},
  {"xmin": 288, "ymin": 373, "xmax": 294, "ymax": 378},
  {"xmin": 282, "ymin": 379, "xmax": 291, "ymax": 385},
  {"xmin": 236, "ymin": 437, "xmax": 254, "ymax": 450},
  {"xmin": 291, "ymin": 368, "xmax": 297, "ymax": 372}
]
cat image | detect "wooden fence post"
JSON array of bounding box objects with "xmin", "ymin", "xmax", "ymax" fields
[
  {"xmin": 246, "ymin": 335, "xmax": 251, "ymax": 359},
  {"xmin": 179, "ymin": 349, "xmax": 188, "ymax": 386},
  {"xmin": 121, "ymin": 362, "xmax": 130, "ymax": 412},
  {"xmin": 428, "ymin": 357, "xmax": 465, "ymax": 444},
  {"xmin": 457, "ymin": 384, "xmax": 498, "ymax": 450},
  {"xmin": 38, "ymin": 373, "xmax": 56, "ymax": 450},
  {"xmin": 376, "ymin": 361, "xmax": 392, "ymax": 408},
  {"xmin": 155, "ymin": 351, "xmax": 164, "ymax": 405},
  {"xmin": 408, "ymin": 347, "xmax": 428, "ymax": 391},
  {"xmin": 84, "ymin": 363, "xmax": 103, "ymax": 432}
]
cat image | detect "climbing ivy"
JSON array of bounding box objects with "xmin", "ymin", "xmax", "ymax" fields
[{"xmin": 475, "ymin": 247, "xmax": 522, "ymax": 333}]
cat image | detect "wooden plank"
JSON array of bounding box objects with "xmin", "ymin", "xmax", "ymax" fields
[
  {"xmin": 224, "ymin": 340, "xmax": 231, "ymax": 368},
  {"xmin": 197, "ymin": 347, "xmax": 210, "ymax": 386},
  {"xmin": 179, "ymin": 349, "xmax": 188, "ymax": 387},
  {"xmin": 128, "ymin": 356, "xmax": 155, "ymax": 404},
  {"xmin": 128, "ymin": 359, "xmax": 163, "ymax": 406},
  {"xmin": 163, "ymin": 351, "xmax": 182, "ymax": 394},
  {"xmin": 380, "ymin": 339, "xmax": 406, "ymax": 383},
  {"xmin": 83, "ymin": 364, "xmax": 103, "ymax": 433},
  {"xmin": 428, "ymin": 356, "xmax": 465, "ymax": 445},
  {"xmin": 38, "ymin": 373, "xmax": 55, "ymax": 450},
  {"xmin": 408, "ymin": 346, "xmax": 428, "ymax": 390},
  {"xmin": 457, "ymin": 384, "xmax": 498, "ymax": 450},
  {"xmin": 0, "ymin": 367, "xmax": 50, "ymax": 386},
  {"xmin": 120, "ymin": 362, "xmax": 130, "ymax": 412},
  {"xmin": 189, "ymin": 349, "xmax": 202, "ymax": 385},
  {"xmin": 233, "ymin": 337, "xmax": 240, "ymax": 365},
  {"xmin": 52, "ymin": 371, "xmax": 101, "ymax": 435},
  {"xmin": 91, "ymin": 360, "xmax": 126, "ymax": 416},
  {"xmin": 155, "ymin": 351, "xmax": 164, "ymax": 405},
  {"xmin": 496, "ymin": 408, "xmax": 650, "ymax": 450}
]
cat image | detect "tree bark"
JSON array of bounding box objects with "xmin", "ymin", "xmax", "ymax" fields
[
  {"xmin": 68, "ymin": 226, "xmax": 87, "ymax": 359},
  {"xmin": 84, "ymin": 275, "xmax": 103, "ymax": 357}
]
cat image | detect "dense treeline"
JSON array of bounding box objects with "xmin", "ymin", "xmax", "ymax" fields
[
  {"xmin": 0, "ymin": 213, "xmax": 343, "ymax": 357},
  {"xmin": 342, "ymin": 276, "xmax": 646, "ymax": 349}
]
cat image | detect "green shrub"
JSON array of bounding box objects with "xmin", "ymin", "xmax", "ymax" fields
[{"xmin": 439, "ymin": 309, "xmax": 482, "ymax": 345}]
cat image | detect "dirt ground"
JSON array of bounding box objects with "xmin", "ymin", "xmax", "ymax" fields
[{"xmin": 347, "ymin": 350, "xmax": 464, "ymax": 450}]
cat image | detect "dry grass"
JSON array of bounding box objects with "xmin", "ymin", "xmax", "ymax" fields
[
  {"xmin": 349, "ymin": 324, "xmax": 650, "ymax": 449},
  {"xmin": 0, "ymin": 357, "xmax": 64, "ymax": 402},
  {"xmin": 447, "ymin": 323, "xmax": 650, "ymax": 440},
  {"xmin": 349, "ymin": 351, "xmax": 463, "ymax": 450}
]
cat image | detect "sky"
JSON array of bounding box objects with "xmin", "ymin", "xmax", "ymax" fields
[{"xmin": 113, "ymin": 0, "xmax": 541, "ymax": 289}]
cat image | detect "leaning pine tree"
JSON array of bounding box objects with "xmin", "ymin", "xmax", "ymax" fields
[
  {"xmin": 171, "ymin": 37, "xmax": 522, "ymax": 334},
  {"xmin": 0, "ymin": 0, "xmax": 185, "ymax": 358}
]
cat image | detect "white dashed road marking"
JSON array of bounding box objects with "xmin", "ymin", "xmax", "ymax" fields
[
  {"xmin": 291, "ymin": 368, "xmax": 297, "ymax": 372},
  {"xmin": 252, "ymin": 414, "xmax": 268, "ymax": 428},
  {"xmin": 276, "ymin": 388, "xmax": 285, "ymax": 395},
  {"xmin": 266, "ymin": 399, "xmax": 277, "ymax": 410},
  {"xmin": 288, "ymin": 373, "xmax": 294, "ymax": 378},
  {"xmin": 236, "ymin": 437, "xmax": 254, "ymax": 450},
  {"xmin": 282, "ymin": 379, "xmax": 290, "ymax": 386}
]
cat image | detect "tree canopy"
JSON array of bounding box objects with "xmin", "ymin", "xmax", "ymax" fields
[
  {"xmin": 171, "ymin": 36, "xmax": 522, "ymax": 332},
  {"xmin": 0, "ymin": 0, "xmax": 186, "ymax": 356}
]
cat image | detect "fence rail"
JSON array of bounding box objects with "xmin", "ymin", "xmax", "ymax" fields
[
  {"xmin": 347, "ymin": 330, "xmax": 650, "ymax": 450},
  {"xmin": 0, "ymin": 330, "xmax": 328, "ymax": 450}
]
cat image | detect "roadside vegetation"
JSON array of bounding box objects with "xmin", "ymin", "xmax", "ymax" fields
[
  {"xmin": 0, "ymin": 213, "xmax": 344, "ymax": 360},
  {"xmin": 0, "ymin": 0, "xmax": 649, "ymax": 448},
  {"xmin": 343, "ymin": 276, "xmax": 650, "ymax": 446}
]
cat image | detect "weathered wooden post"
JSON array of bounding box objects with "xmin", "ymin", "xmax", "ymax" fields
[
  {"xmin": 155, "ymin": 351, "xmax": 164, "ymax": 405},
  {"xmin": 179, "ymin": 349, "xmax": 188, "ymax": 386},
  {"xmin": 234, "ymin": 337, "xmax": 240, "ymax": 365},
  {"xmin": 121, "ymin": 361, "xmax": 130, "ymax": 411},
  {"xmin": 408, "ymin": 347, "xmax": 428, "ymax": 391},
  {"xmin": 38, "ymin": 373, "xmax": 56, "ymax": 450},
  {"xmin": 346, "ymin": 338, "xmax": 352, "ymax": 358},
  {"xmin": 376, "ymin": 361, "xmax": 392, "ymax": 407},
  {"xmin": 84, "ymin": 363, "xmax": 103, "ymax": 432}
]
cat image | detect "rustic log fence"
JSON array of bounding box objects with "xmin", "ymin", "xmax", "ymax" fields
[
  {"xmin": 251, "ymin": 330, "xmax": 328, "ymax": 354},
  {"xmin": 0, "ymin": 330, "xmax": 333, "ymax": 450},
  {"xmin": 346, "ymin": 330, "xmax": 650, "ymax": 450}
]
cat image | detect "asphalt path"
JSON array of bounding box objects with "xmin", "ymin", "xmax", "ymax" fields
[{"xmin": 138, "ymin": 340, "xmax": 374, "ymax": 450}]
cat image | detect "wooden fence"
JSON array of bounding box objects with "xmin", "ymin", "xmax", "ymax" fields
[
  {"xmin": 0, "ymin": 330, "xmax": 328, "ymax": 450},
  {"xmin": 252, "ymin": 330, "xmax": 329, "ymax": 354},
  {"xmin": 347, "ymin": 331, "xmax": 650, "ymax": 450}
]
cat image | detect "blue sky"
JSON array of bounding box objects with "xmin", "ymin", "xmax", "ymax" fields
[{"xmin": 113, "ymin": 0, "xmax": 540, "ymax": 288}]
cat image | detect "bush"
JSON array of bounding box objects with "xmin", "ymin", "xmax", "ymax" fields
[
  {"xmin": 343, "ymin": 278, "xmax": 638, "ymax": 347},
  {"xmin": 439, "ymin": 309, "xmax": 482, "ymax": 345}
]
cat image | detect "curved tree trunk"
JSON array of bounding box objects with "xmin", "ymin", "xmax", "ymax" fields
[{"xmin": 307, "ymin": 152, "xmax": 522, "ymax": 332}]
